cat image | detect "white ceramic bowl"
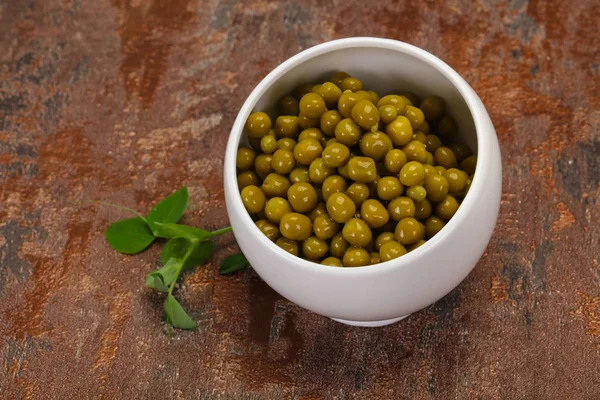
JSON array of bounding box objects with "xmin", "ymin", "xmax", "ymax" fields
[{"xmin": 224, "ymin": 37, "xmax": 501, "ymax": 327}]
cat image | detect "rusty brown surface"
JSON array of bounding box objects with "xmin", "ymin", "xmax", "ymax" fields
[{"xmin": 0, "ymin": 0, "xmax": 599, "ymax": 398}]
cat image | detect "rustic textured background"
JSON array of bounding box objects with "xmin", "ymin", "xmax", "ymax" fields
[{"xmin": 1, "ymin": 0, "xmax": 599, "ymax": 398}]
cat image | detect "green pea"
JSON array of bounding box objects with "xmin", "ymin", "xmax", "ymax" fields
[{"xmin": 348, "ymin": 156, "xmax": 377, "ymax": 183}]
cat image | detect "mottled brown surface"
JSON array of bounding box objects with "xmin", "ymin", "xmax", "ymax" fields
[{"xmin": 0, "ymin": 0, "xmax": 599, "ymax": 398}]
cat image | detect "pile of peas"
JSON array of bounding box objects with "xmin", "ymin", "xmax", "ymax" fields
[{"xmin": 237, "ymin": 71, "xmax": 477, "ymax": 267}]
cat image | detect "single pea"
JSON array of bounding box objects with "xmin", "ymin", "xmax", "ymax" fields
[
  {"xmin": 348, "ymin": 156, "xmax": 377, "ymax": 183},
  {"xmin": 400, "ymin": 91, "xmax": 420, "ymax": 106},
  {"xmin": 289, "ymin": 166, "xmax": 310, "ymax": 183},
  {"xmin": 302, "ymin": 236, "xmax": 329, "ymax": 260},
  {"xmin": 322, "ymin": 175, "xmax": 348, "ymax": 202},
  {"xmin": 320, "ymin": 110, "xmax": 342, "ymax": 137},
  {"xmin": 360, "ymin": 131, "xmax": 393, "ymax": 161},
  {"xmin": 293, "ymin": 83, "xmax": 313, "ymax": 100},
  {"xmin": 342, "ymin": 218, "xmax": 372, "ymax": 247},
  {"xmin": 326, "ymin": 192, "xmax": 356, "ymax": 223},
  {"xmin": 241, "ymin": 185, "xmax": 266, "ymax": 214},
  {"xmin": 331, "ymin": 71, "xmax": 351, "ymax": 86},
  {"xmin": 394, "ymin": 217, "xmax": 424, "ymax": 245},
  {"xmin": 299, "ymin": 93, "xmax": 327, "ymax": 119},
  {"xmin": 402, "ymin": 140, "xmax": 428, "ymax": 163},
  {"xmin": 298, "ymin": 128, "xmax": 325, "ymax": 145},
  {"xmin": 377, "ymin": 95, "xmax": 407, "ymax": 115},
  {"xmin": 406, "ymin": 185, "xmax": 427, "ymax": 202},
  {"xmin": 424, "ymin": 174, "xmax": 449, "ymax": 202},
  {"xmin": 368, "ymin": 91, "xmax": 380, "ymax": 105},
  {"xmin": 334, "ymin": 118, "xmax": 361, "ymax": 146},
  {"xmin": 444, "ymin": 168, "xmax": 467, "ymax": 194},
  {"xmin": 255, "ymin": 219, "xmax": 281, "ymax": 242},
  {"xmin": 437, "ymin": 115, "xmax": 458, "ymax": 142},
  {"xmin": 276, "ymin": 237, "xmax": 299, "ymax": 256},
  {"xmin": 271, "ymin": 148, "xmax": 296, "ymax": 174},
  {"xmin": 463, "ymin": 176, "xmax": 472, "ymax": 196},
  {"xmin": 313, "ymin": 214, "xmax": 339, "ymax": 240},
  {"xmin": 408, "ymin": 239, "xmax": 427, "ymax": 251},
  {"xmin": 293, "ymin": 138, "xmax": 323, "ymax": 165},
  {"xmin": 413, "ymin": 131, "xmax": 428, "ymax": 144},
  {"xmin": 425, "ymin": 134, "xmax": 442, "ymax": 153},
  {"xmin": 419, "ymin": 95, "xmax": 445, "ymax": 122},
  {"xmin": 317, "ymin": 82, "xmax": 343, "ymax": 109},
  {"xmin": 277, "ymin": 137, "xmax": 297, "ymax": 151},
  {"xmin": 280, "ymin": 212, "xmax": 312, "ymax": 241},
  {"xmin": 298, "ymin": 113, "xmax": 320, "ymax": 129},
  {"xmin": 436, "ymin": 195, "xmax": 459, "ymax": 220},
  {"xmin": 264, "ymin": 197, "xmax": 293, "ymax": 224},
  {"xmin": 246, "ymin": 112, "xmax": 272, "ymax": 138},
  {"xmin": 329, "ymin": 233, "xmax": 348, "ymax": 258},
  {"xmin": 260, "ymin": 134, "xmax": 278, "ymax": 154},
  {"xmin": 405, "ymin": 105, "xmax": 425, "ymax": 129},
  {"xmin": 425, "ymin": 152, "xmax": 434, "ymax": 165},
  {"xmin": 237, "ymin": 171, "xmax": 259, "ymax": 190},
  {"xmin": 308, "ymin": 157, "xmax": 335, "ymax": 184},
  {"xmin": 376, "ymin": 176, "xmax": 403, "ymax": 200},
  {"xmin": 460, "ymin": 155, "xmax": 477, "ymax": 175},
  {"xmin": 278, "ymin": 95, "xmax": 300, "ymax": 116},
  {"xmin": 387, "ymin": 196, "xmax": 416, "ymax": 221},
  {"xmin": 236, "ymin": 147, "xmax": 256, "ymax": 171},
  {"xmin": 435, "ymin": 165, "xmax": 447, "ymax": 175},
  {"xmin": 321, "ymin": 256, "xmax": 343, "ymax": 267},
  {"xmin": 337, "ymin": 91, "xmax": 362, "ymax": 118},
  {"xmin": 342, "ymin": 246, "xmax": 370, "ymax": 267},
  {"xmin": 261, "ymin": 173, "xmax": 291, "ymax": 198},
  {"xmin": 274, "ymin": 116, "xmax": 300, "ymax": 138},
  {"xmin": 254, "ymin": 153, "xmax": 273, "ymax": 179},
  {"xmin": 421, "ymin": 120, "xmax": 431, "ymax": 134},
  {"xmin": 307, "ymin": 202, "xmax": 327, "ymax": 221},
  {"xmin": 326, "ymin": 137, "xmax": 338, "ymax": 147},
  {"xmin": 448, "ymin": 142, "xmax": 472, "ymax": 163},
  {"xmin": 384, "ymin": 149, "xmax": 408, "ymax": 174},
  {"xmin": 311, "ymin": 84, "xmax": 321, "ymax": 94},
  {"xmin": 414, "ymin": 199, "xmax": 433, "ymax": 220},
  {"xmin": 375, "ymin": 232, "xmax": 396, "ymax": 250},
  {"xmin": 379, "ymin": 105, "xmax": 398, "ymax": 124},
  {"xmin": 361, "ymin": 199, "xmax": 389, "ymax": 229},
  {"xmin": 424, "ymin": 216, "xmax": 445, "ymax": 238},
  {"xmin": 338, "ymin": 163, "xmax": 350, "ymax": 179},
  {"xmin": 386, "ymin": 116, "xmax": 413, "ymax": 146},
  {"xmin": 340, "ymin": 77, "xmax": 363, "ymax": 92},
  {"xmin": 345, "ymin": 182, "xmax": 370, "ymax": 206},
  {"xmin": 370, "ymin": 252, "xmax": 382, "ymax": 264},
  {"xmin": 322, "ymin": 142, "xmax": 351, "ymax": 168},
  {"xmin": 287, "ymin": 182, "xmax": 318, "ymax": 213},
  {"xmin": 434, "ymin": 147, "xmax": 458, "ymax": 169},
  {"xmin": 351, "ymin": 100, "xmax": 380, "ymax": 131},
  {"xmin": 423, "ymin": 164, "xmax": 438, "ymax": 176},
  {"xmin": 399, "ymin": 161, "xmax": 425, "ymax": 186},
  {"xmin": 379, "ymin": 241, "xmax": 408, "ymax": 262}
]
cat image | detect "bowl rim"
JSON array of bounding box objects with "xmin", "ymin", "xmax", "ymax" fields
[{"xmin": 225, "ymin": 36, "xmax": 493, "ymax": 276}]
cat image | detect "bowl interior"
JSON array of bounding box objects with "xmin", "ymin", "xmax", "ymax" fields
[{"xmin": 242, "ymin": 45, "xmax": 477, "ymax": 153}]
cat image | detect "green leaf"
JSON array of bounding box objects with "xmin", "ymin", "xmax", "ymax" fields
[
  {"xmin": 219, "ymin": 253, "xmax": 251, "ymax": 275},
  {"xmin": 147, "ymin": 187, "xmax": 189, "ymax": 233},
  {"xmin": 104, "ymin": 217, "xmax": 154, "ymax": 254},
  {"xmin": 164, "ymin": 294, "xmax": 196, "ymax": 330},
  {"xmin": 145, "ymin": 258, "xmax": 182, "ymax": 292},
  {"xmin": 161, "ymin": 238, "xmax": 215, "ymax": 270},
  {"xmin": 153, "ymin": 222, "xmax": 211, "ymax": 241}
]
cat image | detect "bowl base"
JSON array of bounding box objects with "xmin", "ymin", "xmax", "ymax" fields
[{"xmin": 331, "ymin": 314, "xmax": 411, "ymax": 327}]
